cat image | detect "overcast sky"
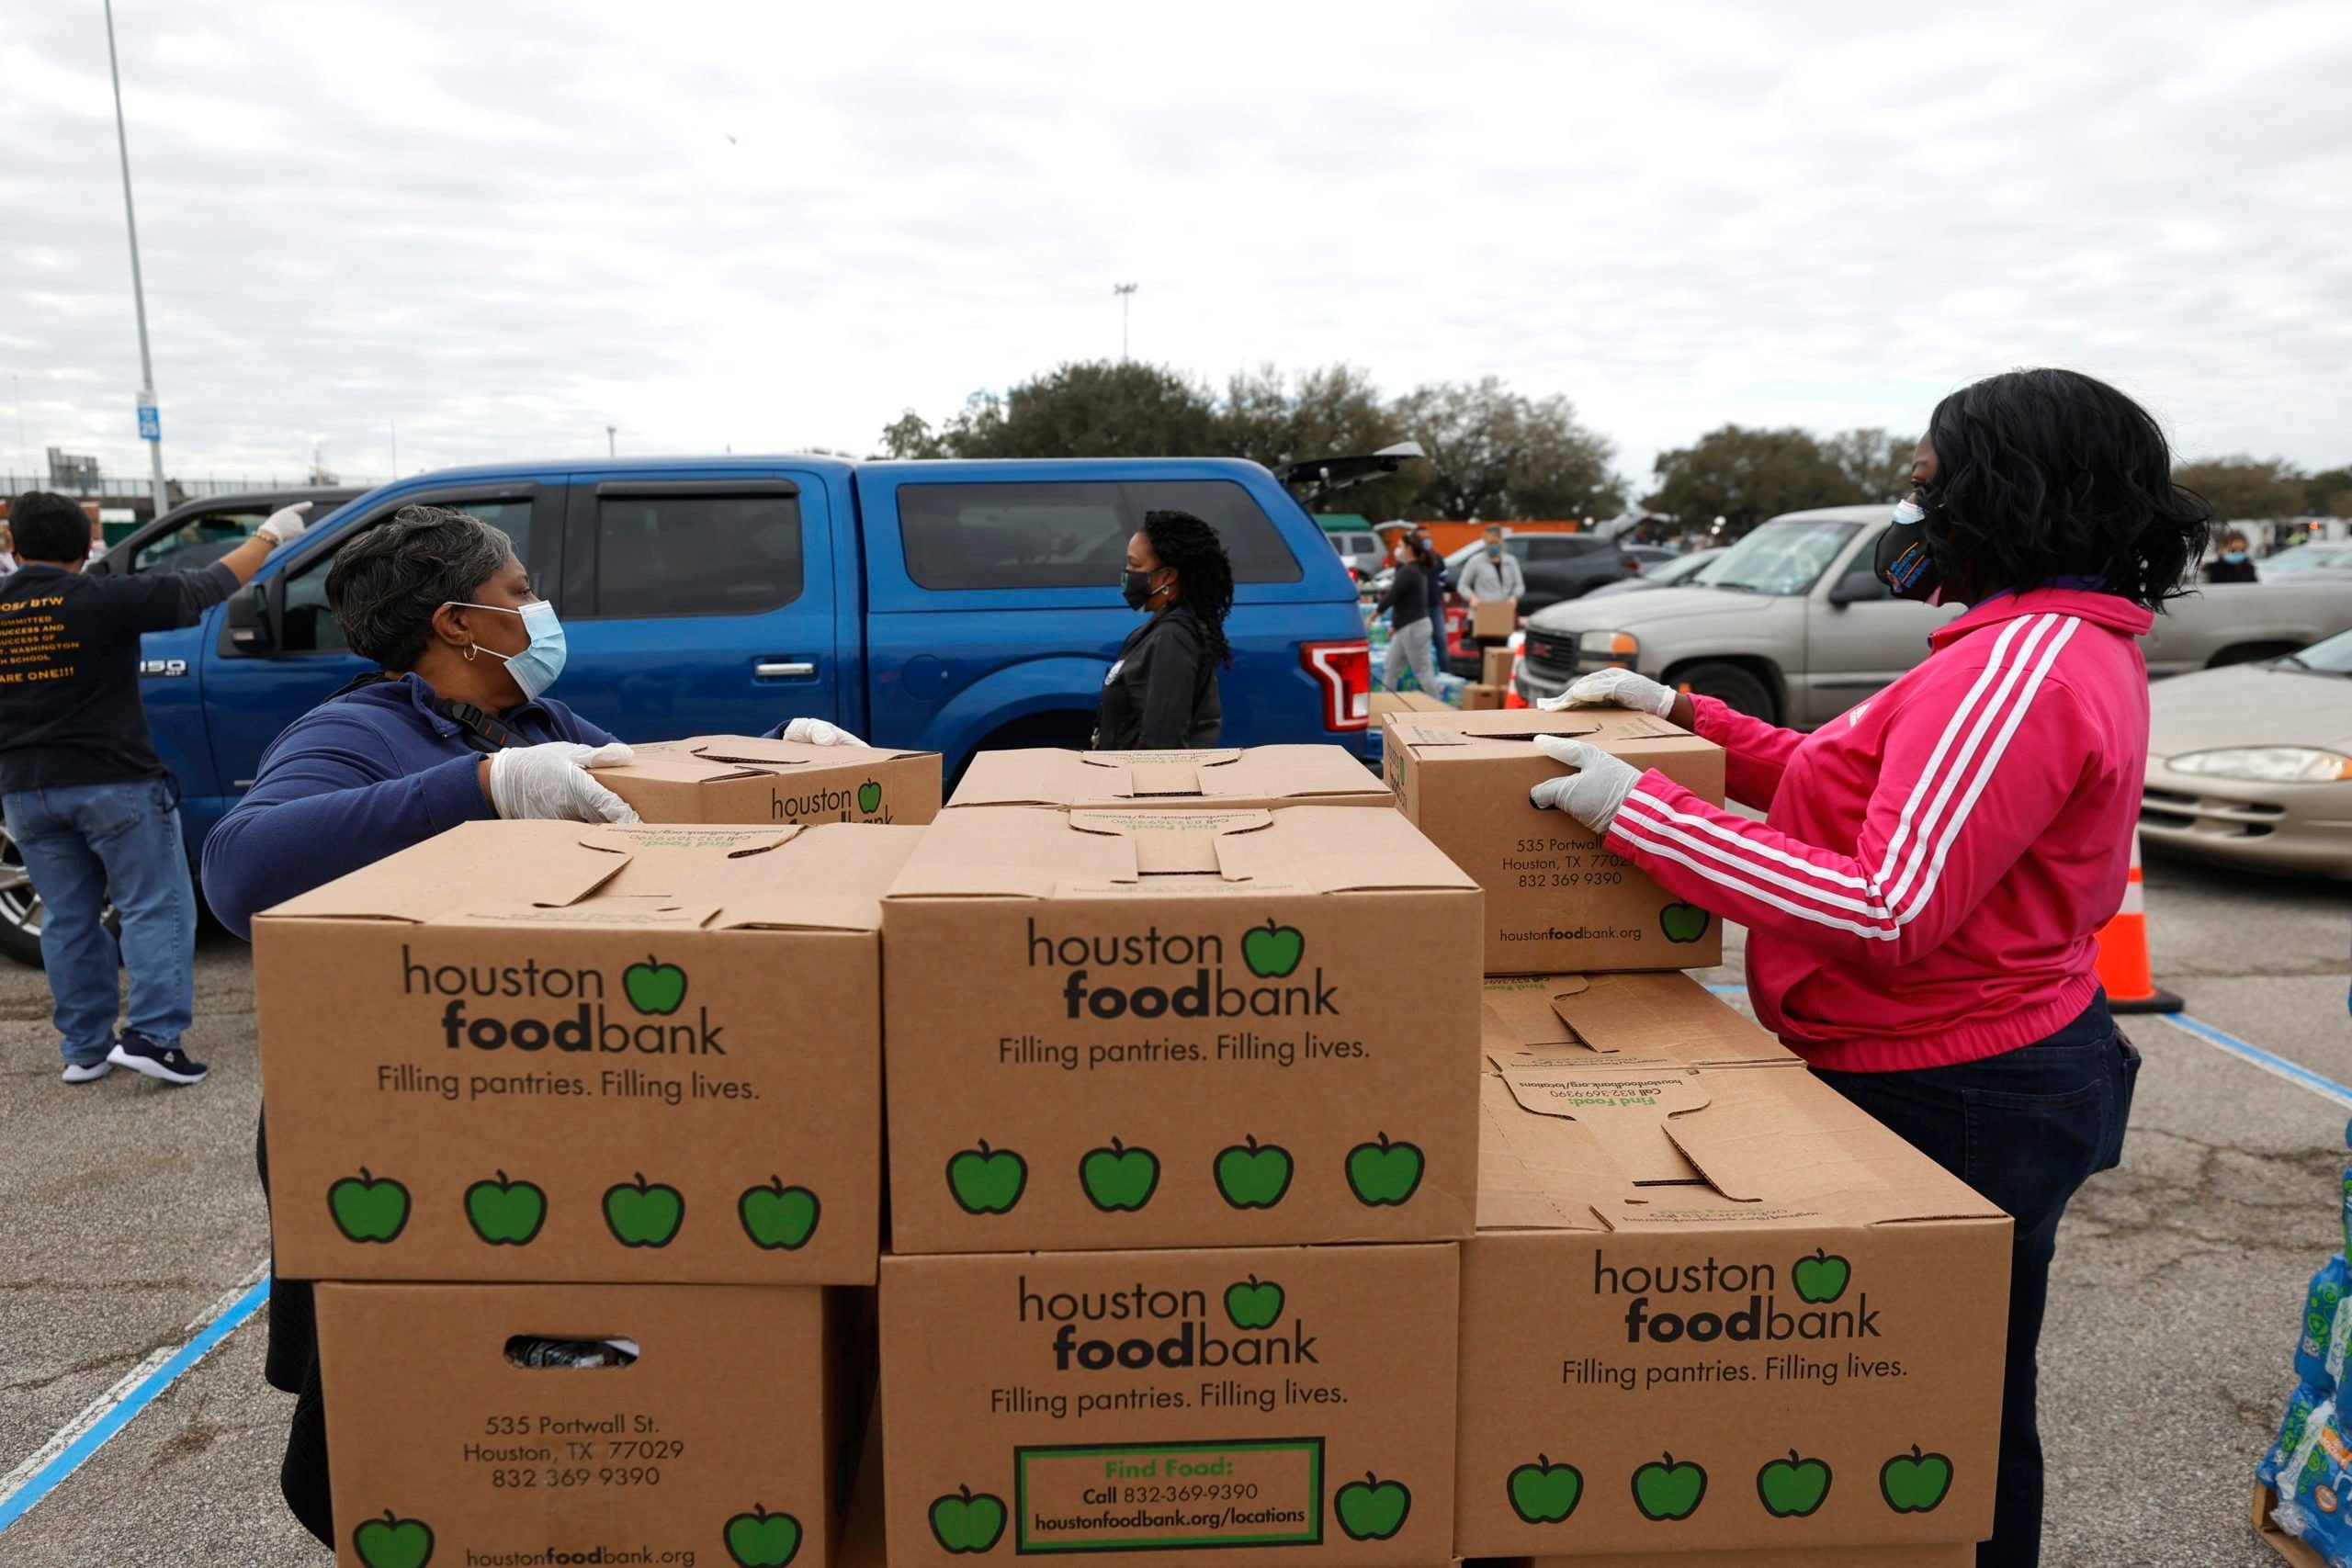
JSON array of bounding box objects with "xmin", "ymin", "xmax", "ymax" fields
[{"xmin": 5, "ymin": 0, "xmax": 2348, "ymax": 493}]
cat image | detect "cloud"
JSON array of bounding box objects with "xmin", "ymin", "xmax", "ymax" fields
[{"xmin": 4, "ymin": 0, "xmax": 2346, "ymax": 493}]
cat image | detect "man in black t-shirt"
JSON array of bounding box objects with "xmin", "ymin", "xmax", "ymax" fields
[{"xmin": 0, "ymin": 491, "xmax": 310, "ymax": 1085}]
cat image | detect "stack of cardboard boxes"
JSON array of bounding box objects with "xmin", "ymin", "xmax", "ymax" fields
[
  {"xmin": 875, "ymin": 746, "xmax": 1484, "ymax": 1565},
  {"xmin": 1383, "ymin": 706, "xmax": 2013, "ymax": 1567},
  {"xmin": 254, "ymin": 739, "xmax": 939, "ymax": 1568}
]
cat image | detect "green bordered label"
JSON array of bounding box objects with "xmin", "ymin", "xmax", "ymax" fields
[{"xmin": 1013, "ymin": 1437, "xmax": 1324, "ymax": 1552}]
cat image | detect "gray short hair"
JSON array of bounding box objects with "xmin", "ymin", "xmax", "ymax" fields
[{"xmin": 324, "ymin": 505, "xmax": 515, "ymax": 669}]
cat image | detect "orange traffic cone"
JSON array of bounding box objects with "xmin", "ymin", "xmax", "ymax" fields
[
  {"xmin": 2095, "ymin": 831, "xmax": 2182, "ymax": 1014},
  {"xmin": 1502, "ymin": 647, "xmax": 1531, "ymax": 708}
]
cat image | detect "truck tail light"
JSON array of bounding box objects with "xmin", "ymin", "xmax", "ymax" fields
[{"xmin": 1301, "ymin": 640, "xmax": 1370, "ymax": 731}]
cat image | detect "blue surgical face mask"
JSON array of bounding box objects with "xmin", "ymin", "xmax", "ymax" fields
[
  {"xmin": 451, "ymin": 599, "xmax": 567, "ymax": 700},
  {"xmin": 2223, "ymin": 548, "xmax": 2249, "ymax": 564},
  {"xmin": 1486, "ymin": 545, "xmax": 1504, "ymax": 559}
]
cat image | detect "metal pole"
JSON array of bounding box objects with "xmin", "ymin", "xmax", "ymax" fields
[
  {"xmin": 104, "ymin": 0, "xmax": 167, "ymax": 519},
  {"xmin": 1114, "ymin": 283, "xmax": 1136, "ymax": 360},
  {"xmin": 606, "ymin": 424, "xmax": 616, "ymax": 457},
  {"xmin": 389, "ymin": 418, "xmax": 398, "ymax": 476},
  {"xmin": 11, "ymin": 374, "xmax": 28, "ymax": 481}
]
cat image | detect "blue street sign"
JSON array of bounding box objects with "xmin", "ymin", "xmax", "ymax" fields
[{"xmin": 137, "ymin": 393, "xmax": 159, "ymax": 442}]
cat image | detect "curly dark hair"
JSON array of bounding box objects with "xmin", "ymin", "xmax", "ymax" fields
[
  {"xmin": 1921, "ymin": 367, "xmax": 2212, "ymax": 608},
  {"xmin": 325, "ymin": 504, "xmax": 515, "ymax": 669},
  {"xmin": 1141, "ymin": 508, "xmax": 1235, "ymax": 667}
]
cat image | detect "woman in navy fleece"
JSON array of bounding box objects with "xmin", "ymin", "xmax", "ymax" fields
[{"xmin": 208, "ymin": 502, "xmax": 860, "ymax": 1546}]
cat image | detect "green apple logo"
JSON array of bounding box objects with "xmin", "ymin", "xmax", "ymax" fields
[
  {"xmin": 1631, "ymin": 1454, "xmax": 1707, "ymax": 1521},
  {"xmin": 1213, "ymin": 1135, "xmax": 1294, "ymax": 1210},
  {"xmin": 1223, "ymin": 1275, "xmax": 1284, "ymax": 1330},
  {"xmin": 353, "ymin": 1509, "xmax": 434, "ymax": 1568},
  {"xmin": 1659, "ymin": 902, "xmax": 1710, "ymax": 943},
  {"xmin": 603, "ymin": 1174, "xmax": 685, "ymax": 1247},
  {"xmin": 1334, "ymin": 1472, "xmax": 1410, "ymax": 1541},
  {"xmin": 928, "ymin": 1484, "xmax": 1008, "ymax": 1554},
  {"xmin": 1879, "ymin": 1446, "xmax": 1952, "ymax": 1514},
  {"xmin": 1757, "ymin": 1451, "xmax": 1832, "ymax": 1518},
  {"xmin": 738, "ymin": 1178, "xmax": 820, "ymax": 1250},
  {"xmin": 946, "ymin": 1141, "xmax": 1027, "ymax": 1215},
  {"xmin": 1346, "ymin": 1133, "xmax": 1425, "ymax": 1207},
  {"xmin": 1792, "ymin": 1248, "xmax": 1850, "ymax": 1304},
  {"xmin": 464, "ymin": 1171, "xmax": 546, "ymax": 1247},
  {"xmin": 1507, "ymin": 1454, "xmax": 1583, "ymax": 1524},
  {"xmin": 1241, "ymin": 919, "xmax": 1305, "ymax": 978},
  {"xmin": 624, "ymin": 955, "xmax": 688, "ymax": 1016},
  {"xmin": 1079, "ymin": 1137, "xmax": 1159, "ymax": 1213},
  {"xmin": 857, "ymin": 780, "xmax": 883, "ymax": 814},
  {"xmin": 723, "ymin": 1504, "xmax": 801, "ymax": 1566},
  {"xmin": 329, "ymin": 1169, "xmax": 410, "ymax": 1244}
]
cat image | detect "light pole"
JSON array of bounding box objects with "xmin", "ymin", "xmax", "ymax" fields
[
  {"xmin": 103, "ymin": 0, "xmax": 168, "ymax": 519},
  {"xmin": 1113, "ymin": 283, "xmax": 1137, "ymax": 360},
  {"xmin": 606, "ymin": 424, "xmax": 616, "ymax": 457}
]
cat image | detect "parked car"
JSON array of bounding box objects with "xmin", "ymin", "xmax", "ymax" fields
[
  {"xmin": 1623, "ymin": 544, "xmax": 1678, "ymax": 570},
  {"xmin": 83, "ymin": 485, "xmax": 368, "ymax": 581},
  {"xmin": 1325, "ymin": 526, "xmax": 1386, "ymax": 585},
  {"xmin": 0, "ymin": 457, "xmax": 1374, "ymax": 965},
  {"xmin": 1516, "ymin": 504, "xmax": 2352, "ymax": 724},
  {"xmin": 2142, "ymin": 629, "xmax": 2352, "ymax": 878},
  {"xmin": 2257, "ymin": 541, "xmax": 2352, "ymax": 580},
  {"xmin": 1584, "ymin": 546, "xmax": 1724, "ymax": 599}
]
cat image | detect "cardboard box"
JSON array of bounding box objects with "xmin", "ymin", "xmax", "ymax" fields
[
  {"xmin": 1471, "ymin": 597, "xmax": 1519, "ymax": 638},
  {"xmin": 1482, "ymin": 972, "xmax": 1798, "ymax": 1072},
  {"xmin": 1383, "ymin": 707, "xmax": 1726, "ymax": 974},
  {"xmin": 1454, "ymin": 1059, "xmax": 2010, "ymax": 1560},
  {"xmin": 881, "ymin": 805, "xmax": 1482, "ymax": 1254},
  {"xmin": 2256, "ymin": 1483, "xmax": 2330, "ymax": 1567},
  {"xmin": 317, "ymin": 1281, "xmax": 870, "ymax": 1568},
  {"xmin": 951, "ymin": 746, "xmax": 1389, "ymax": 812},
  {"xmin": 837, "ymin": 1400, "xmax": 888, "ymax": 1568},
  {"xmin": 1482, "ymin": 647, "xmax": 1517, "ymax": 686},
  {"xmin": 256, "ymin": 821, "xmax": 919, "ymax": 1285},
  {"xmin": 593, "ymin": 735, "xmax": 942, "ymax": 826},
  {"xmin": 1369, "ymin": 691, "xmax": 1451, "ymax": 718},
  {"xmin": 1461, "ymin": 682, "xmax": 1504, "ymax": 711},
  {"xmin": 1504, "ymin": 1548, "xmax": 1973, "ymax": 1568},
  {"xmin": 880, "ymin": 1242, "xmax": 1460, "ymax": 1567}
]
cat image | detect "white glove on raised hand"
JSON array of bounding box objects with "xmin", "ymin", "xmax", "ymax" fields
[
  {"xmin": 1527, "ymin": 736, "xmax": 1640, "ymax": 832},
  {"xmin": 487, "ymin": 741, "xmax": 640, "ymax": 824},
  {"xmin": 1537, "ymin": 666, "xmax": 1676, "ymax": 717},
  {"xmin": 777, "ymin": 716, "xmax": 865, "ymax": 747},
  {"xmin": 256, "ymin": 501, "xmax": 313, "ymax": 546}
]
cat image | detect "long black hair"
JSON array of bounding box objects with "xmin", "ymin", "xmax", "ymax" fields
[
  {"xmin": 1921, "ymin": 367, "xmax": 2211, "ymax": 607},
  {"xmin": 1142, "ymin": 508, "xmax": 1235, "ymax": 667}
]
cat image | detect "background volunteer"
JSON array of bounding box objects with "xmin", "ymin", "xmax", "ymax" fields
[
  {"xmin": 1374, "ymin": 531, "xmax": 1442, "ymax": 694},
  {"xmin": 1093, "ymin": 507, "xmax": 1233, "ymax": 749},
  {"xmin": 1525, "ymin": 367, "xmax": 2210, "ymax": 1568},
  {"xmin": 1457, "ymin": 524, "xmax": 1525, "ymax": 606},
  {"xmin": 0, "ymin": 490, "xmax": 311, "ymax": 1087}
]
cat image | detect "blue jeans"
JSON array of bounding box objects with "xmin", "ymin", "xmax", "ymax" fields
[
  {"xmin": 4, "ymin": 777, "xmax": 197, "ymax": 1066},
  {"xmin": 1814, "ymin": 996, "xmax": 2140, "ymax": 1568}
]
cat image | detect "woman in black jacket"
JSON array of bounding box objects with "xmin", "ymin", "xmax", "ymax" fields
[
  {"xmin": 1376, "ymin": 531, "xmax": 1440, "ymax": 694},
  {"xmin": 1094, "ymin": 508, "xmax": 1233, "ymax": 749}
]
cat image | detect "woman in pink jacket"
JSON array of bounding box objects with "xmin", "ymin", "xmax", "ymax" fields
[{"xmin": 1531, "ymin": 367, "xmax": 2211, "ymax": 1568}]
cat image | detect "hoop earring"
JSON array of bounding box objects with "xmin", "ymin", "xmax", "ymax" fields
[{"xmin": 461, "ymin": 643, "xmax": 478, "ymax": 662}]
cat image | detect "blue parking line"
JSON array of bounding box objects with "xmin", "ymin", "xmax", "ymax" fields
[
  {"xmin": 0, "ymin": 1276, "xmax": 270, "ymax": 1534},
  {"xmin": 1707, "ymin": 981, "xmax": 2352, "ymax": 1111}
]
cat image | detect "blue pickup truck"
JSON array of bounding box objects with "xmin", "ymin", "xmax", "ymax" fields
[{"xmin": 0, "ymin": 456, "xmax": 1374, "ymax": 964}]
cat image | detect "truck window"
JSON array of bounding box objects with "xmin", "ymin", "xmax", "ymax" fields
[
  {"xmin": 277, "ymin": 499, "xmax": 538, "ymax": 654},
  {"xmin": 896, "ymin": 479, "xmax": 1304, "ymax": 592},
  {"xmin": 130, "ymin": 505, "xmax": 274, "ymax": 576},
  {"xmin": 586, "ymin": 493, "xmax": 803, "ymax": 619}
]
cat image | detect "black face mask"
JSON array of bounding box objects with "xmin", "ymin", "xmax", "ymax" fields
[
  {"xmin": 1121, "ymin": 569, "xmax": 1159, "ymax": 611},
  {"xmin": 1873, "ymin": 494, "xmax": 1944, "ymax": 602}
]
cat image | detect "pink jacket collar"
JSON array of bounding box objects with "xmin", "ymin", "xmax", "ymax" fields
[{"xmin": 1929, "ymin": 586, "xmax": 2154, "ymax": 653}]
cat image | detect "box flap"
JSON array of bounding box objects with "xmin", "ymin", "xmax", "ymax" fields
[
  {"xmin": 1387, "ymin": 706, "xmax": 1713, "ymax": 762},
  {"xmin": 609, "ymin": 734, "xmax": 933, "ymax": 778},
  {"xmin": 1475, "ymin": 1065, "xmax": 2007, "ymax": 1232},
  {"xmin": 951, "ymin": 746, "xmax": 1383, "ymax": 808},
  {"xmin": 888, "ymin": 804, "xmax": 1477, "ymax": 902},
  {"xmin": 260, "ymin": 822, "xmax": 637, "ymax": 923},
  {"xmin": 1481, "ymin": 973, "xmax": 1798, "ymax": 1069}
]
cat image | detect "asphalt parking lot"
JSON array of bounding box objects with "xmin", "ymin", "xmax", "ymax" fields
[{"xmin": 0, "ymin": 851, "xmax": 2345, "ymax": 1566}]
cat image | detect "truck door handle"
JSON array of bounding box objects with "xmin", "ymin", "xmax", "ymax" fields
[{"xmin": 754, "ymin": 660, "xmax": 816, "ymax": 680}]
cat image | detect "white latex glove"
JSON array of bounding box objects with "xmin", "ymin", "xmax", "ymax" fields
[
  {"xmin": 777, "ymin": 716, "xmax": 864, "ymax": 747},
  {"xmin": 1537, "ymin": 666, "xmax": 1676, "ymax": 717},
  {"xmin": 1527, "ymin": 736, "xmax": 1640, "ymax": 832},
  {"xmin": 256, "ymin": 501, "xmax": 313, "ymax": 546},
  {"xmin": 487, "ymin": 741, "xmax": 640, "ymax": 824}
]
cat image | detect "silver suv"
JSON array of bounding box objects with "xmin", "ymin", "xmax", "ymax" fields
[{"xmin": 1519, "ymin": 505, "xmax": 2352, "ymax": 724}]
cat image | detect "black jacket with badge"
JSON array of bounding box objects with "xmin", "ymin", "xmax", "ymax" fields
[{"xmin": 1094, "ymin": 604, "xmax": 1223, "ymax": 750}]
